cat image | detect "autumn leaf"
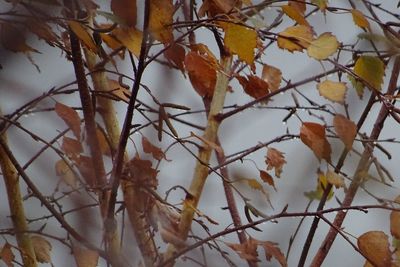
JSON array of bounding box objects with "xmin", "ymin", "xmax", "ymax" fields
[
  {"xmin": 353, "ymin": 55, "xmax": 385, "ymax": 91},
  {"xmin": 236, "ymin": 75, "xmax": 269, "ymax": 99},
  {"xmin": 351, "ymin": 9, "xmax": 370, "ymax": 31},
  {"xmin": 100, "ymin": 32, "xmax": 122, "ymax": 50},
  {"xmin": 142, "ymin": 136, "xmax": 168, "ymax": 161},
  {"xmin": 190, "ymin": 131, "xmax": 222, "ymax": 153},
  {"xmin": 226, "ymin": 238, "xmax": 259, "ymax": 262},
  {"xmin": 357, "ymin": 231, "xmax": 391, "ymax": 267},
  {"xmin": 262, "ymin": 64, "xmax": 282, "ymax": 92},
  {"xmin": 164, "ymin": 43, "xmax": 186, "ymax": 72},
  {"xmin": 107, "ymin": 78, "xmax": 131, "ymax": 102},
  {"xmin": 245, "ymin": 178, "xmax": 268, "ymax": 197},
  {"xmin": 96, "ymin": 127, "xmax": 111, "ymax": 156},
  {"xmin": 68, "ymin": 21, "xmax": 98, "ymax": 53},
  {"xmin": 26, "ymin": 19, "xmax": 59, "ymax": 46},
  {"xmin": 222, "ymin": 22, "xmax": 257, "ymax": 65},
  {"xmin": 277, "ymin": 25, "xmax": 313, "ymax": 52},
  {"xmin": 311, "ymin": 0, "xmax": 328, "ymax": 11},
  {"xmin": 32, "ymin": 236, "xmax": 52, "ymax": 263},
  {"xmin": 55, "ymin": 102, "xmax": 81, "ymax": 139},
  {"xmin": 111, "ymin": 0, "xmax": 137, "ymax": 27},
  {"xmin": 128, "ymin": 156, "xmax": 158, "ymax": 187},
  {"xmin": 73, "ymin": 246, "xmax": 99, "ymax": 267},
  {"xmin": 258, "ymin": 240, "xmax": 288, "ymax": 267},
  {"xmin": 288, "ymin": 0, "xmax": 306, "ymax": 14},
  {"xmin": 149, "ymin": 0, "xmax": 174, "ymax": 43},
  {"xmin": 1, "ymin": 243, "xmax": 14, "ymax": 267},
  {"xmin": 0, "ymin": 23, "xmax": 39, "ymax": 53},
  {"xmin": 348, "ymin": 75, "xmax": 365, "ymax": 98},
  {"xmin": 112, "ymin": 26, "xmax": 143, "ymax": 58},
  {"xmin": 185, "ymin": 51, "xmax": 217, "ymax": 98},
  {"xmin": 326, "ymin": 170, "xmax": 345, "ymax": 188},
  {"xmin": 390, "ymin": 195, "xmax": 400, "ymax": 239},
  {"xmin": 77, "ymin": 155, "xmax": 96, "ymax": 188},
  {"xmin": 300, "ymin": 122, "xmax": 331, "ymax": 162},
  {"xmin": 61, "ymin": 136, "xmax": 83, "ymax": 156},
  {"xmin": 307, "ymin": 32, "xmax": 339, "ymax": 60},
  {"xmin": 333, "ymin": 114, "xmax": 357, "ymax": 151},
  {"xmin": 199, "ymin": 0, "xmax": 241, "ymax": 18},
  {"xmin": 55, "ymin": 159, "xmax": 78, "ymax": 189},
  {"xmin": 317, "ymin": 80, "xmax": 347, "ymax": 103},
  {"xmin": 282, "ymin": 5, "xmax": 309, "ymax": 26},
  {"xmin": 260, "ymin": 170, "xmax": 276, "ymax": 190},
  {"xmin": 265, "ymin": 147, "xmax": 286, "ymax": 177}
]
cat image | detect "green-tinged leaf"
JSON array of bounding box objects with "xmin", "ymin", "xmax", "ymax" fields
[
  {"xmin": 304, "ymin": 171, "xmax": 333, "ymax": 201},
  {"xmin": 353, "ymin": 56, "xmax": 385, "ymax": 91}
]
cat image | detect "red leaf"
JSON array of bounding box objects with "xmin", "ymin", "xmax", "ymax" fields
[
  {"xmin": 55, "ymin": 102, "xmax": 81, "ymax": 139},
  {"xmin": 236, "ymin": 75, "xmax": 269, "ymax": 99}
]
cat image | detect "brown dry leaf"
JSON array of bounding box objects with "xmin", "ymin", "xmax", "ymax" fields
[
  {"xmin": 236, "ymin": 75, "xmax": 269, "ymax": 99},
  {"xmin": 300, "ymin": 122, "xmax": 331, "ymax": 162},
  {"xmin": 149, "ymin": 0, "xmax": 174, "ymax": 43},
  {"xmin": 31, "ymin": 236, "xmax": 52, "ymax": 263},
  {"xmin": 73, "ymin": 246, "xmax": 99, "ymax": 267},
  {"xmin": 164, "ymin": 43, "xmax": 186, "ymax": 72},
  {"xmin": 96, "ymin": 127, "xmax": 111, "ymax": 156},
  {"xmin": 265, "ymin": 148, "xmax": 286, "ymax": 178},
  {"xmin": 62, "ymin": 136, "xmax": 83, "ymax": 156},
  {"xmin": 307, "ymin": 32, "xmax": 339, "ymax": 60},
  {"xmin": 262, "ymin": 64, "xmax": 282, "ymax": 92},
  {"xmin": 107, "ymin": 79, "xmax": 131, "ymax": 102},
  {"xmin": 288, "ymin": 0, "xmax": 306, "ymax": 14},
  {"xmin": 326, "ymin": 170, "xmax": 345, "ymax": 188},
  {"xmin": 55, "ymin": 102, "xmax": 81, "ymax": 139},
  {"xmin": 77, "ymin": 155, "xmax": 96, "ymax": 188},
  {"xmin": 190, "ymin": 132, "xmax": 222, "ymax": 153},
  {"xmin": 128, "ymin": 156, "xmax": 158, "ymax": 187},
  {"xmin": 185, "ymin": 51, "xmax": 217, "ymax": 97},
  {"xmin": 281, "ymin": 5, "xmax": 309, "ymax": 26},
  {"xmin": 112, "ymin": 26, "xmax": 143, "ymax": 58},
  {"xmin": 142, "ymin": 136, "xmax": 167, "ymax": 161},
  {"xmin": 390, "ymin": 195, "xmax": 400, "ymax": 239},
  {"xmin": 26, "ymin": 19, "xmax": 59, "ymax": 46},
  {"xmin": 111, "ymin": 0, "xmax": 137, "ymax": 27},
  {"xmin": 277, "ymin": 25, "xmax": 313, "ymax": 52},
  {"xmin": 222, "ymin": 22, "xmax": 257, "ymax": 65},
  {"xmin": 258, "ymin": 240, "xmax": 288, "ymax": 267},
  {"xmin": 226, "ymin": 238, "xmax": 259, "ymax": 262},
  {"xmin": 55, "ymin": 159, "xmax": 78, "ymax": 189},
  {"xmin": 333, "ymin": 114, "xmax": 357, "ymax": 151},
  {"xmin": 260, "ymin": 170, "xmax": 276, "ymax": 190},
  {"xmin": 245, "ymin": 178, "xmax": 268, "ymax": 198},
  {"xmin": 357, "ymin": 231, "xmax": 391, "ymax": 267},
  {"xmin": 68, "ymin": 21, "xmax": 98, "ymax": 53},
  {"xmin": 351, "ymin": 9, "xmax": 370, "ymax": 31},
  {"xmin": 199, "ymin": 0, "xmax": 241, "ymax": 17},
  {"xmin": 1, "ymin": 23, "xmax": 39, "ymax": 53},
  {"xmin": 317, "ymin": 80, "xmax": 347, "ymax": 103},
  {"xmin": 1, "ymin": 243, "xmax": 14, "ymax": 267},
  {"xmin": 100, "ymin": 32, "xmax": 122, "ymax": 50}
]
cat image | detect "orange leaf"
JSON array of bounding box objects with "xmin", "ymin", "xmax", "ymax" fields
[
  {"xmin": 262, "ymin": 64, "xmax": 282, "ymax": 92},
  {"xmin": 357, "ymin": 231, "xmax": 391, "ymax": 267},
  {"xmin": 222, "ymin": 22, "xmax": 257, "ymax": 65},
  {"xmin": 288, "ymin": 0, "xmax": 306, "ymax": 14},
  {"xmin": 68, "ymin": 21, "xmax": 98, "ymax": 53},
  {"xmin": 390, "ymin": 195, "xmax": 400, "ymax": 239},
  {"xmin": 236, "ymin": 75, "xmax": 269, "ymax": 99},
  {"xmin": 333, "ymin": 114, "xmax": 357, "ymax": 151},
  {"xmin": 111, "ymin": 0, "xmax": 137, "ymax": 27},
  {"xmin": 61, "ymin": 136, "xmax": 83, "ymax": 156},
  {"xmin": 199, "ymin": 0, "xmax": 241, "ymax": 17},
  {"xmin": 73, "ymin": 246, "xmax": 99, "ymax": 267},
  {"xmin": 128, "ymin": 156, "xmax": 158, "ymax": 187},
  {"xmin": 260, "ymin": 170, "xmax": 276, "ymax": 190},
  {"xmin": 300, "ymin": 122, "xmax": 331, "ymax": 162},
  {"xmin": 149, "ymin": 0, "xmax": 174, "ymax": 43},
  {"xmin": 164, "ymin": 43, "xmax": 186, "ymax": 72},
  {"xmin": 26, "ymin": 19, "xmax": 59, "ymax": 46},
  {"xmin": 282, "ymin": 5, "xmax": 309, "ymax": 26},
  {"xmin": 226, "ymin": 238, "xmax": 259, "ymax": 262},
  {"xmin": 77, "ymin": 155, "xmax": 96, "ymax": 188},
  {"xmin": 107, "ymin": 79, "xmax": 131, "ymax": 102},
  {"xmin": 277, "ymin": 25, "xmax": 313, "ymax": 52},
  {"xmin": 1, "ymin": 243, "xmax": 14, "ymax": 267},
  {"xmin": 112, "ymin": 26, "xmax": 143, "ymax": 58},
  {"xmin": 258, "ymin": 240, "xmax": 288, "ymax": 267},
  {"xmin": 351, "ymin": 9, "xmax": 370, "ymax": 31},
  {"xmin": 265, "ymin": 148, "xmax": 286, "ymax": 177},
  {"xmin": 142, "ymin": 136, "xmax": 167, "ymax": 161},
  {"xmin": 185, "ymin": 51, "xmax": 217, "ymax": 97},
  {"xmin": 0, "ymin": 23, "xmax": 39, "ymax": 53},
  {"xmin": 55, "ymin": 102, "xmax": 81, "ymax": 139},
  {"xmin": 96, "ymin": 127, "xmax": 111, "ymax": 156}
]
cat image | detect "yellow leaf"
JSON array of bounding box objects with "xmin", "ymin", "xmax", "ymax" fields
[
  {"xmin": 311, "ymin": 0, "xmax": 328, "ymax": 11},
  {"xmin": 223, "ymin": 23, "xmax": 257, "ymax": 65},
  {"xmin": 107, "ymin": 79, "xmax": 131, "ymax": 102},
  {"xmin": 333, "ymin": 114, "xmax": 357, "ymax": 151},
  {"xmin": 100, "ymin": 32, "xmax": 122, "ymax": 50},
  {"xmin": 305, "ymin": 171, "xmax": 334, "ymax": 200},
  {"xmin": 326, "ymin": 170, "xmax": 345, "ymax": 188},
  {"xmin": 281, "ymin": 5, "xmax": 309, "ymax": 26},
  {"xmin": 307, "ymin": 32, "xmax": 339, "ymax": 60},
  {"xmin": 112, "ymin": 26, "xmax": 143, "ymax": 57},
  {"xmin": 300, "ymin": 122, "xmax": 331, "ymax": 162},
  {"xmin": 246, "ymin": 178, "xmax": 267, "ymax": 195},
  {"xmin": 277, "ymin": 25, "xmax": 313, "ymax": 52},
  {"xmin": 317, "ymin": 80, "xmax": 347, "ymax": 103},
  {"xmin": 73, "ymin": 246, "xmax": 99, "ymax": 267},
  {"xmin": 358, "ymin": 231, "xmax": 391, "ymax": 267},
  {"xmin": 354, "ymin": 56, "xmax": 385, "ymax": 91},
  {"xmin": 262, "ymin": 64, "xmax": 282, "ymax": 92},
  {"xmin": 351, "ymin": 9, "xmax": 370, "ymax": 30},
  {"xmin": 32, "ymin": 236, "xmax": 52, "ymax": 263},
  {"xmin": 68, "ymin": 21, "xmax": 98, "ymax": 53},
  {"xmin": 111, "ymin": 0, "xmax": 137, "ymax": 27},
  {"xmin": 288, "ymin": 0, "xmax": 306, "ymax": 14},
  {"xmin": 391, "ymin": 195, "xmax": 400, "ymax": 239},
  {"xmin": 149, "ymin": 0, "xmax": 174, "ymax": 43}
]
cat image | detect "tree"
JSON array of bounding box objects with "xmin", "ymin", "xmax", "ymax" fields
[{"xmin": 0, "ymin": 0, "xmax": 399, "ymax": 266}]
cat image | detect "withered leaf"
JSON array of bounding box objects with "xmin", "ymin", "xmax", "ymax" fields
[
  {"xmin": 260, "ymin": 170, "xmax": 276, "ymax": 190},
  {"xmin": 149, "ymin": 0, "xmax": 174, "ymax": 43},
  {"xmin": 262, "ymin": 64, "xmax": 282, "ymax": 92},
  {"xmin": 1, "ymin": 23, "xmax": 39, "ymax": 53},
  {"xmin": 61, "ymin": 136, "xmax": 83, "ymax": 156},
  {"xmin": 300, "ymin": 122, "xmax": 331, "ymax": 162},
  {"xmin": 265, "ymin": 148, "xmax": 286, "ymax": 178},
  {"xmin": 1, "ymin": 243, "xmax": 14, "ymax": 267},
  {"xmin": 128, "ymin": 156, "xmax": 158, "ymax": 188},
  {"xmin": 357, "ymin": 231, "xmax": 391, "ymax": 267},
  {"xmin": 333, "ymin": 114, "xmax": 357, "ymax": 151},
  {"xmin": 236, "ymin": 75, "xmax": 269, "ymax": 99},
  {"xmin": 164, "ymin": 43, "xmax": 186, "ymax": 72},
  {"xmin": 73, "ymin": 246, "xmax": 99, "ymax": 267},
  {"xmin": 55, "ymin": 102, "xmax": 81, "ymax": 139},
  {"xmin": 31, "ymin": 236, "xmax": 52, "ymax": 263},
  {"xmin": 258, "ymin": 240, "xmax": 288, "ymax": 267},
  {"xmin": 111, "ymin": 0, "xmax": 137, "ymax": 27},
  {"xmin": 226, "ymin": 237, "xmax": 259, "ymax": 262},
  {"xmin": 55, "ymin": 159, "xmax": 78, "ymax": 189},
  {"xmin": 142, "ymin": 136, "xmax": 168, "ymax": 161}
]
